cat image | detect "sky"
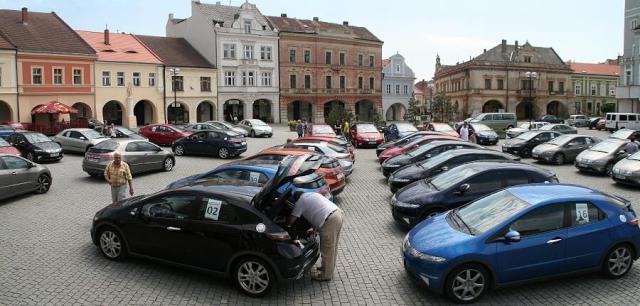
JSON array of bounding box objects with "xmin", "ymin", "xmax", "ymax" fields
[{"xmin": 0, "ymin": 0, "xmax": 625, "ymax": 81}]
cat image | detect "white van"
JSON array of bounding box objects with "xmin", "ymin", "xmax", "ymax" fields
[{"xmin": 605, "ymin": 113, "xmax": 640, "ymax": 131}]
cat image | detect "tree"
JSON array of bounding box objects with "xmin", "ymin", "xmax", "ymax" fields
[
  {"xmin": 404, "ymin": 97, "xmax": 420, "ymax": 125},
  {"xmin": 326, "ymin": 105, "xmax": 354, "ymax": 127},
  {"xmin": 431, "ymin": 93, "xmax": 457, "ymax": 122},
  {"xmin": 601, "ymin": 103, "xmax": 616, "ymax": 114},
  {"xmin": 369, "ymin": 106, "xmax": 382, "ymax": 126}
]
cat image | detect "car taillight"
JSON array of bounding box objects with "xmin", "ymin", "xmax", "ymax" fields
[
  {"xmin": 266, "ymin": 232, "xmax": 291, "ymax": 241},
  {"xmin": 630, "ymin": 218, "xmax": 638, "ymax": 226},
  {"xmin": 228, "ymin": 137, "xmax": 243, "ymax": 142}
]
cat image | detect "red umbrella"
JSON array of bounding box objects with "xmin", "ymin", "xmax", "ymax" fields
[{"xmin": 31, "ymin": 101, "xmax": 79, "ymax": 115}]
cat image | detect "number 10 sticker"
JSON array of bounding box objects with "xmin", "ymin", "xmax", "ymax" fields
[{"xmin": 205, "ymin": 199, "xmax": 222, "ymax": 221}]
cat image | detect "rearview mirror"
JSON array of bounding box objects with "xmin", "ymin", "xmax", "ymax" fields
[
  {"xmin": 459, "ymin": 183, "xmax": 470, "ymax": 193},
  {"xmin": 504, "ymin": 230, "xmax": 521, "ymax": 242}
]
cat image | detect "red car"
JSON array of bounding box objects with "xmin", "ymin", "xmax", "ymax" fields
[
  {"xmin": 295, "ymin": 135, "xmax": 355, "ymax": 162},
  {"xmin": 308, "ymin": 124, "xmax": 337, "ymax": 137},
  {"xmin": 2, "ymin": 122, "xmax": 25, "ymax": 130},
  {"xmin": 596, "ymin": 119, "xmax": 606, "ymax": 131},
  {"xmin": 0, "ymin": 137, "xmax": 20, "ymax": 156},
  {"xmin": 378, "ymin": 135, "xmax": 460, "ymax": 163},
  {"xmin": 138, "ymin": 124, "xmax": 192, "ymax": 146},
  {"xmin": 350, "ymin": 123, "xmax": 384, "ymax": 148}
]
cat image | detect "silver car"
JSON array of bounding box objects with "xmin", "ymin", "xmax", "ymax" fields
[
  {"xmin": 506, "ymin": 122, "xmax": 549, "ymax": 138},
  {"xmin": 238, "ymin": 119, "xmax": 273, "ymax": 137},
  {"xmin": 539, "ymin": 123, "xmax": 577, "ymax": 134},
  {"xmin": 206, "ymin": 120, "xmax": 249, "ymax": 136},
  {"xmin": 575, "ymin": 138, "xmax": 629, "ymax": 176},
  {"xmin": 286, "ymin": 141, "xmax": 353, "ymax": 175},
  {"xmin": 0, "ymin": 153, "xmax": 51, "ymax": 200},
  {"xmin": 82, "ymin": 139, "xmax": 175, "ymax": 177},
  {"xmin": 52, "ymin": 128, "xmax": 109, "ymax": 153},
  {"xmin": 612, "ymin": 151, "xmax": 640, "ymax": 185},
  {"xmin": 568, "ymin": 115, "xmax": 589, "ymax": 127},
  {"xmin": 532, "ymin": 134, "xmax": 600, "ymax": 165}
]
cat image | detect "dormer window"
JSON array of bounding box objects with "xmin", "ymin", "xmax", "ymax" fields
[
  {"xmin": 244, "ymin": 20, "xmax": 252, "ymax": 33},
  {"xmin": 524, "ymin": 56, "xmax": 532, "ymax": 63}
]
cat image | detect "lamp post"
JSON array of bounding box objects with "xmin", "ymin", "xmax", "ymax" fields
[
  {"xmin": 525, "ymin": 71, "xmax": 538, "ymax": 126},
  {"xmin": 168, "ymin": 68, "xmax": 181, "ymax": 124}
]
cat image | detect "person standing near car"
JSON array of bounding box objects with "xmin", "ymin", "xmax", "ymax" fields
[
  {"xmin": 287, "ymin": 191, "xmax": 344, "ymax": 281},
  {"xmin": 343, "ymin": 119, "xmax": 350, "ymax": 141},
  {"xmin": 296, "ymin": 120, "xmax": 304, "ymax": 138},
  {"xmin": 625, "ymin": 136, "xmax": 639, "ymax": 154},
  {"xmin": 459, "ymin": 121, "xmax": 470, "ymax": 141},
  {"xmin": 104, "ymin": 152, "xmax": 134, "ymax": 202}
]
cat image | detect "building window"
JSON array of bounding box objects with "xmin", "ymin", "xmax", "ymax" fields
[
  {"xmin": 575, "ymin": 83, "xmax": 582, "ymax": 95},
  {"xmin": 148, "ymin": 73, "xmax": 156, "ymax": 86},
  {"xmin": 339, "ymin": 52, "xmax": 345, "ymax": 65},
  {"xmin": 260, "ymin": 46, "xmax": 272, "ymax": 60},
  {"xmin": 548, "ymin": 81, "xmax": 554, "ymax": 92},
  {"xmin": 304, "ymin": 75, "xmax": 311, "ymax": 89},
  {"xmin": 395, "ymin": 84, "xmax": 400, "ymax": 94},
  {"xmin": 132, "ymin": 72, "xmax": 141, "ymax": 86},
  {"xmin": 522, "ymin": 79, "xmax": 533, "ymax": 90},
  {"xmin": 117, "ymin": 72, "xmax": 125, "ymax": 86},
  {"xmin": 590, "ymin": 83, "xmax": 597, "ymax": 96},
  {"xmin": 325, "ymin": 51, "xmax": 332, "ymax": 65},
  {"xmin": 358, "ymin": 54, "xmax": 363, "ymax": 66},
  {"xmin": 524, "ymin": 56, "xmax": 532, "ymax": 63},
  {"xmin": 225, "ymin": 71, "xmax": 236, "ymax": 86},
  {"xmin": 559, "ymin": 81, "xmax": 564, "ymax": 93},
  {"xmin": 289, "ymin": 49, "xmax": 296, "ymax": 63},
  {"xmin": 102, "ymin": 71, "xmax": 111, "ymax": 86},
  {"xmin": 261, "ymin": 72, "xmax": 272, "ymax": 87},
  {"xmin": 600, "ymin": 83, "xmax": 606, "ymax": 97},
  {"xmin": 326, "ymin": 76, "xmax": 332, "ymax": 89},
  {"xmin": 173, "ymin": 76, "xmax": 184, "ymax": 91},
  {"xmin": 626, "ymin": 70, "xmax": 632, "ymax": 85},
  {"xmin": 244, "ymin": 20, "xmax": 252, "ymax": 33},
  {"xmin": 484, "ymin": 79, "xmax": 491, "ymax": 89},
  {"xmin": 244, "ymin": 45, "xmax": 254, "ymax": 59},
  {"xmin": 610, "ymin": 84, "xmax": 616, "ymax": 96},
  {"xmin": 242, "ymin": 71, "xmax": 255, "ymax": 86},
  {"xmin": 201, "ymin": 77, "xmax": 211, "ymax": 91},
  {"xmin": 386, "ymin": 84, "xmax": 391, "ymax": 94},
  {"xmin": 73, "ymin": 69, "xmax": 82, "ymax": 85},
  {"xmin": 304, "ymin": 50, "xmax": 311, "ymax": 63},
  {"xmin": 369, "ymin": 55, "xmax": 375, "ymax": 68},
  {"xmin": 632, "ymin": 19, "xmax": 638, "ymax": 30},
  {"xmin": 371, "ymin": 78, "xmax": 376, "ymax": 90},
  {"xmin": 403, "ymin": 84, "xmax": 408, "ymax": 94},
  {"xmin": 0, "ymin": 67, "xmax": 2, "ymax": 86},
  {"xmin": 395, "ymin": 65, "xmax": 400, "ymax": 72},
  {"xmin": 339, "ymin": 76, "xmax": 346, "ymax": 89},
  {"xmin": 53, "ymin": 68, "xmax": 63, "ymax": 85},
  {"xmin": 497, "ymin": 79, "xmax": 504, "ymax": 90},
  {"xmin": 32, "ymin": 67, "xmax": 42, "ymax": 84},
  {"xmin": 290, "ymin": 75, "xmax": 297, "ymax": 88},
  {"xmin": 357, "ymin": 76, "xmax": 363, "ymax": 89},
  {"xmin": 223, "ymin": 44, "xmax": 236, "ymax": 59}
]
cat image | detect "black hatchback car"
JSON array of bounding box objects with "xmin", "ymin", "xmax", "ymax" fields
[
  {"xmin": 91, "ymin": 156, "xmax": 320, "ymax": 297},
  {"xmin": 172, "ymin": 130, "xmax": 247, "ymax": 159},
  {"xmin": 381, "ymin": 141, "xmax": 483, "ymax": 177},
  {"xmin": 391, "ymin": 161, "xmax": 558, "ymax": 227},
  {"xmin": 6, "ymin": 131, "xmax": 63, "ymax": 162},
  {"xmin": 387, "ymin": 149, "xmax": 520, "ymax": 192},
  {"xmin": 501, "ymin": 130, "xmax": 562, "ymax": 157}
]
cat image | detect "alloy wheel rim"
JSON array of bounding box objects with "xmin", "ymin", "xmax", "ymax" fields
[
  {"xmin": 452, "ymin": 268, "xmax": 485, "ymax": 301},
  {"xmin": 219, "ymin": 148, "xmax": 229, "ymax": 158},
  {"xmin": 606, "ymin": 164, "xmax": 613, "ymax": 176},
  {"xmin": 175, "ymin": 146, "xmax": 184, "ymax": 155},
  {"xmin": 608, "ymin": 247, "xmax": 632, "ymax": 276},
  {"xmin": 37, "ymin": 175, "xmax": 49, "ymax": 193},
  {"xmin": 99, "ymin": 231, "xmax": 121, "ymax": 258},
  {"xmin": 555, "ymin": 154, "xmax": 564, "ymax": 165},
  {"xmin": 237, "ymin": 261, "xmax": 269, "ymax": 294},
  {"xmin": 164, "ymin": 159, "xmax": 174, "ymax": 171}
]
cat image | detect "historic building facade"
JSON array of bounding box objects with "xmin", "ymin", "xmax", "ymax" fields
[
  {"xmin": 167, "ymin": 0, "xmax": 280, "ymax": 123},
  {"xmin": 413, "ymin": 79, "xmax": 434, "ymax": 118},
  {"xmin": 382, "ymin": 53, "xmax": 415, "ymax": 121},
  {"xmin": 570, "ymin": 61, "xmax": 620, "ymax": 116},
  {"xmin": 616, "ymin": 0, "xmax": 640, "ymax": 113},
  {"xmin": 266, "ymin": 14, "xmax": 383, "ymax": 123},
  {"xmin": 434, "ymin": 40, "xmax": 574, "ymax": 120},
  {"xmin": 0, "ymin": 35, "xmax": 17, "ymax": 124}
]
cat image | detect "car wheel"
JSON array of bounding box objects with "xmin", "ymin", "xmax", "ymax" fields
[
  {"xmin": 553, "ymin": 153, "xmax": 565, "ymax": 165},
  {"xmin": 250, "ymin": 130, "xmax": 256, "ymax": 138},
  {"xmin": 605, "ymin": 163, "xmax": 614, "ymax": 177},
  {"xmin": 98, "ymin": 227, "xmax": 127, "ymax": 261},
  {"xmin": 233, "ymin": 257, "xmax": 274, "ymax": 297},
  {"xmin": 163, "ymin": 157, "xmax": 174, "ymax": 172},
  {"xmin": 174, "ymin": 145, "xmax": 185, "ymax": 156},
  {"xmin": 602, "ymin": 244, "xmax": 634, "ymax": 279},
  {"xmin": 35, "ymin": 174, "xmax": 51, "ymax": 194},
  {"xmin": 522, "ymin": 148, "xmax": 532, "ymax": 158},
  {"xmin": 218, "ymin": 147, "xmax": 230, "ymax": 159},
  {"xmin": 507, "ymin": 125, "xmax": 514, "ymax": 130},
  {"xmin": 445, "ymin": 263, "xmax": 489, "ymax": 304},
  {"xmin": 26, "ymin": 152, "xmax": 35, "ymax": 161}
]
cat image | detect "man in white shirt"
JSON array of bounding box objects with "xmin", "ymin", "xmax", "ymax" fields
[
  {"xmin": 287, "ymin": 191, "xmax": 344, "ymax": 281},
  {"xmin": 459, "ymin": 121, "xmax": 470, "ymax": 141}
]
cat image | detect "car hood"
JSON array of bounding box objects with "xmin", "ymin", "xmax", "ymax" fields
[
  {"xmin": 409, "ymin": 213, "xmax": 474, "ymax": 253},
  {"xmin": 615, "ymin": 158, "xmax": 640, "ymax": 172},
  {"xmin": 504, "ymin": 138, "xmax": 527, "ymax": 146},
  {"xmin": 128, "ymin": 133, "xmax": 148, "ymax": 140},
  {"xmin": 378, "ymin": 140, "xmax": 398, "ymax": 150},
  {"xmin": 475, "ymin": 130, "xmax": 498, "ymax": 137},
  {"xmin": 381, "ymin": 146, "xmax": 403, "ymax": 157},
  {"xmin": 167, "ymin": 174, "xmax": 201, "ymax": 189},
  {"xmin": 392, "ymin": 164, "xmax": 427, "ymax": 180},
  {"xmin": 578, "ymin": 150, "xmax": 610, "ymax": 161},
  {"xmin": 35, "ymin": 141, "xmax": 62, "ymax": 151},
  {"xmin": 396, "ymin": 180, "xmax": 438, "ymax": 203},
  {"xmin": 534, "ymin": 143, "xmax": 558, "ymax": 153},
  {"xmin": 384, "ymin": 154, "xmax": 412, "ymax": 166},
  {"xmin": 0, "ymin": 146, "xmax": 20, "ymax": 155},
  {"xmin": 509, "ymin": 128, "xmax": 527, "ymax": 133}
]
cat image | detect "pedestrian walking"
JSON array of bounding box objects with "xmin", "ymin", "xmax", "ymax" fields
[
  {"xmin": 110, "ymin": 123, "xmax": 116, "ymax": 138},
  {"xmin": 342, "ymin": 120, "xmax": 350, "ymax": 141},
  {"xmin": 459, "ymin": 121, "xmax": 470, "ymax": 141},
  {"xmin": 287, "ymin": 191, "xmax": 344, "ymax": 281},
  {"xmin": 296, "ymin": 120, "xmax": 304, "ymax": 138},
  {"xmin": 625, "ymin": 136, "xmax": 639, "ymax": 154},
  {"xmin": 104, "ymin": 152, "xmax": 134, "ymax": 202}
]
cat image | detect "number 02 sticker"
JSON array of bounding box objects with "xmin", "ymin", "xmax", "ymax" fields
[{"xmin": 205, "ymin": 199, "xmax": 222, "ymax": 221}]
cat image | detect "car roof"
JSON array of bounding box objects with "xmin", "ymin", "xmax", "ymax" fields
[
  {"xmin": 428, "ymin": 140, "xmax": 482, "ymax": 147},
  {"xmin": 461, "ymin": 160, "xmax": 554, "ymax": 174},
  {"xmin": 175, "ymin": 179, "xmax": 263, "ymax": 198},
  {"xmin": 508, "ymin": 184, "xmax": 604, "ymax": 205},
  {"xmin": 223, "ymin": 160, "xmax": 280, "ymax": 170},
  {"xmin": 260, "ymin": 147, "xmax": 314, "ymax": 155},
  {"xmin": 62, "ymin": 128, "xmax": 94, "ymax": 132},
  {"xmin": 439, "ymin": 148, "xmax": 510, "ymax": 157}
]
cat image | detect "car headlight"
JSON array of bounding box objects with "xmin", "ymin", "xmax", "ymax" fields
[
  {"xmin": 404, "ymin": 237, "xmax": 446, "ymax": 262},
  {"xmin": 33, "ymin": 148, "xmax": 44, "ymax": 152},
  {"xmin": 394, "ymin": 200, "xmax": 420, "ymax": 208},
  {"xmin": 392, "ymin": 177, "xmax": 411, "ymax": 183}
]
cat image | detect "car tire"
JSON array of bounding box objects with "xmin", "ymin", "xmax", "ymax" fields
[
  {"xmin": 605, "ymin": 162, "xmax": 614, "ymax": 177},
  {"xmin": 97, "ymin": 227, "xmax": 127, "ymax": 261},
  {"xmin": 522, "ymin": 148, "xmax": 532, "ymax": 158},
  {"xmin": 602, "ymin": 244, "xmax": 634, "ymax": 279},
  {"xmin": 163, "ymin": 157, "xmax": 174, "ymax": 172},
  {"xmin": 218, "ymin": 147, "xmax": 230, "ymax": 159},
  {"xmin": 174, "ymin": 145, "xmax": 185, "ymax": 156},
  {"xmin": 250, "ymin": 130, "xmax": 256, "ymax": 138},
  {"xmin": 34, "ymin": 174, "xmax": 51, "ymax": 194},
  {"xmin": 507, "ymin": 125, "xmax": 514, "ymax": 130},
  {"xmin": 445, "ymin": 263, "xmax": 490, "ymax": 304},
  {"xmin": 233, "ymin": 257, "xmax": 274, "ymax": 297},
  {"xmin": 553, "ymin": 153, "xmax": 565, "ymax": 165},
  {"xmin": 26, "ymin": 152, "xmax": 35, "ymax": 162}
]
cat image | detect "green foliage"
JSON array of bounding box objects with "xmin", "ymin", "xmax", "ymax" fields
[
  {"xmin": 369, "ymin": 107, "xmax": 382, "ymax": 126},
  {"xmin": 326, "ymin": 106, "xmax": 354, "ymax": 126},
  {"xmin": 431, "ymin": 93, "xmax": 458, "ymax": 122},
  {"xmin": 601, "ymin": 103, "xmax": 616, "ymax": 114},
  {"xmin": 288, "ymin": 120, "xmax": 297, "ymax": 130},
  {"xmin": 404, "ymin": 97, "xmax": 420, "ymax": 125}
]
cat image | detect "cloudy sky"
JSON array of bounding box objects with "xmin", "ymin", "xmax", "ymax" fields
[{"xmin": 0, "ymin": 0, "xmax": 624, "ymax": 80}]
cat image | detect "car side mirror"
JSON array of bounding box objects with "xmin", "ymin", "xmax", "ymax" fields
[
  {"xmin": 454, "ymin": 183, "xmax": 470, "ymax": 195},
  {"xmin": 426, "ymin": 154, "xmax": 432, "ymax": 158},
  {"xmin": 27, "ymin": 162, "xmax": 35, "ymax": 169},
  {"xmin": 504, "ymin": 230, "xmax": 521, "ymax": 242},
  {"xmin": 80, "ymin": 136, "xmax": 87, "ymax": 141},
  {"xmin": 440, "ymin": 166, "xmax": 449, "ymax": 172}
]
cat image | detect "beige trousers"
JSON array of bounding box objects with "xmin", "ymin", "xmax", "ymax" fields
[{"xmin": 318, "ymin": 208, "xmax": 344, "ymax": 279}]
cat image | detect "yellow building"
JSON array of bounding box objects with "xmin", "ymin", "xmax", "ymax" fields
[{"xmin": 0, "ymin": 43, "xmax": 17, "ymax": 123}]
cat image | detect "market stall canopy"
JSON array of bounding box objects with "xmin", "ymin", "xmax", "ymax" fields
[{"xmin": 31, "ymin": 101, "xmax": 79, "ymax": 115}]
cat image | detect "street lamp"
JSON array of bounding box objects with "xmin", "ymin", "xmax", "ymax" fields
[
  {"xmin": 525, "ymin": 71, "xmax": 537, "ymax": 126},
  {"xmin": 168, "ymin": 68, "xmax": 181, "ymax": 124}
]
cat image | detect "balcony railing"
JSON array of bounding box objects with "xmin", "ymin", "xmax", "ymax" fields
[
  {"xmin": 516, "ymin": 89, "xmax": 537, "ymax": 96},
  {"xmin": 548, "ymin": 90, "xmax": 566, "ymax": 96},
  {"xmin": 359, "ymin": 89, "xmax": 374, "ymax": 94},
  {"xmin": 241, "ymin": 58, "xmax": 257, "ymax": 65}
]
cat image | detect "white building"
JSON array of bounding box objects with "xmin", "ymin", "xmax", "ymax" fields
[
  {"xmin": 382, "ymin": 53, "xmax": 416, "ymax": 121},
  {"xmin": 167, "ymin": 0, "xmax": 280, "ymax": 123},
  {"xmin": 616, "ymin": 0, "xmax": 640, "ymax": 113}
]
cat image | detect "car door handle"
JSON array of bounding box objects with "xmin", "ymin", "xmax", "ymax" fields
[
  {"xmin": 546, "ymin": 238, "xmax": 563, "ymax": 244},
  {"xmin": 166, "ymin": 226, "xmax": 181, "ymax": 231},
  {"xmin": 11, "ymin": 172, "xmax": 17, "ymax": 175}
]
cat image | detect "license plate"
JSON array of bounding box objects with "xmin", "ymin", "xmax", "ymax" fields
[
  {"xmin": 532, "ymin": 153, "xmax": 538, "ymax": 158},
  {"xmin": 50, "ymin": 152, "xmax": 59, "ymax": 157},
  {"xmin": 241, "ymin": 142, "xmax": 246, "ymax": 145},
  {"xmin": 88, "ymin": 158, "xmax": 99, "ymax": 162},
  {"xmin": 615, "ymin": 174, "xmax": 626, "ymax": 180},
  {"xmin": 369, "ymin": 141, "xmax": 377, "ymax": 144},
  {"xmin": 337, "ymin": 173, "xmax": 345, "ymax": 180}
]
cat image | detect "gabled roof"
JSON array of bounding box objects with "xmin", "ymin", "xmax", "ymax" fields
[
  {"xmin": 135, "ymin": 35, "xmax": 214, "ymax": 68},
  {"xmin": 266, "ymin": 16, "xmax": 382, "ymax": 42},
  {"xmin": 0, "ymin": 33, "xmax": 15, "ymax": 49},
  {"xmin": 76, "ymin": 31, "xmax": 161, "ymax": 64},
  {"xmin": 570, "ymin": 62, "xmax": 620, "ymax": 77},
  {"xmin": 194, "ymin": 1, "xmax": 242, "ymax": 28},
  {"xmin": 0, "ymin": 9, "xmax": 95, "ymax": 55},
  {"xmin": 473, "ymin": 42, "xmax": 565, "ymax": 65}
]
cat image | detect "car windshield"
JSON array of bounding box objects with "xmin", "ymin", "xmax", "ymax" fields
[
  {"xmin": 84, "ymin": 129, "xmax": 106, "ymax": 139},
  {"xmin": 396, "ymin": 134, "xmax": 423, "ymax": 146},
  {"xmin": 433, "ymin": 124, "xmax": 454, "ymax": 132},
  {"xmin": 171, "ymin": 126, "xmax": 186, "ymax": 132},
  {"xmin": 116, "ymin": 127, "xmax": 135, "ymax": 135},
  {"xmin": 396, "ymin": 123, "xmax": 417, "ymax": 132},
  {"xmin": 406, "ymin": 143, "xmax": 437, "ymax": 157},
  {"xmin": 546, "ymin": 135, "xmax": 573, "ymax": 146},
  {"xmin": 357, "ymin": 124, "xmax": 377, "ymax": 133},
  {"xmin": 430, "ymin": 167, "xmax": 479, "ymax": 190},
  {"xmin": 611, "ymin": 129, "xmax": 634, "ymax": 139},
  {"xmin": 250, "ymin": 120, "xmax": 267, "ymax": 126},
  {"xmin": 518, "ymin": 123, "xmax": 531, "ymax": 129},
  {"xmin": 454, "ymin": 190, "xmax": 530, "ymax": 235},
  {"xmin": 590, "ymin": 140, "xmax": 623, "ymax": 154},
  {"xmin": 327, "ymin": 143, "xmax": 347, "ymax": 153},
  {"xmin": 313, "ymin": 125, "xmax": 334, "ymax": 133},
  {"xmin": 0, "ymin": 138, "xmax": 10, "ymax": 147},
  {"xmin": 472, "ymin": 124, "xmax": 492, "ymax": 131},
  {"xmin": 629, "ymin": 151, "xmax": 640, "ymax": 161},
  {"xmin": 418, "ymin": 151, "xmax": 452, "ymax": 168},
  {"xmin": 25, "ymin": 133, "xmax": 51, "ymax": 143},
  {"xmin": 516, "ymin": 131, "xmax": 538, "ymax": 140},
  {"xmin": 88, "ymin": 140, "xmax": 119, "ymax": 153}
]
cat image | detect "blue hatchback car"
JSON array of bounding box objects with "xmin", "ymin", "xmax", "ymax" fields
[{"xmin": 403, "ymin": 184, "xmax": 640, "ymax": 303}]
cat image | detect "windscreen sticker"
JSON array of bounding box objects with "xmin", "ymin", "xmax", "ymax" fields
[
  {"xmin": 249, "ymin": 172, "xmax": 260, "ymax": 183},
  {"xmin": 575, "ymin": 203, "xmax": 589, "ymax": 224},
  {"xmin": 204, "ymin": 199, "xmax": 222, "ymax": 221}
]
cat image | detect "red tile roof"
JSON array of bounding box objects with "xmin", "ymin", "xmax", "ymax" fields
[
  {"xmin": 266, "ymin": 16, "xmax": 381, "ymax": 42},
  {"xmin": 0, "ymin": 32, "xmax": 14, "ymax": 49},
  {"xmin": 135, "ymin": 35, "xmax": 214, "ymax": 68},
  {"xmin": 570, "ymin": 62, "xmax": 620, "ymax": 76},
  {"xmin": 76, "ymin": 30, "xmax": 161, "ymax": 64}
]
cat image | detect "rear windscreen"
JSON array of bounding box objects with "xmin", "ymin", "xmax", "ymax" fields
[{"xmin": 88, "ymin": 141, "xmax": 119, "ymax": 153}]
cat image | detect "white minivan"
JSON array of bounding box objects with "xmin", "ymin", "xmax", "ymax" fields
[{"xmin": 605, "ymin": 113, "xmax": 640, "ymax": 131}]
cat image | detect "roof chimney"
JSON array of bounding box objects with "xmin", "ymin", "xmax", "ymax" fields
[
  {"xmin": 515, "ymin": 40, "xmax": 519, "ymax": 50},
  {"xmin": 483, "ymin": 49, "xmax": 486, "ymax": 53},
  {"xmin": 104, "ymin": 28, "xmax": 110, "ymax": 45},
  {"xmin": 168, "ymin": 13, "xmax": 174, "ymax": 20},
  {"xmin": 313, "ymin": 17, "xmax": 319, "ymax": 22},
  {"xmin": 501, "ymin": 39, "xmax": 507, "ymax": 53},
  {"xmin": 281, "ymin": 13, "xmax": 287, "ymax": 17},
  {"xmin": 343, "ymin": 21, "xmax": 349, "ymax": 26},
  {"xmin": 21, "ymin": 7, "xmax": 28, "ymax": 24}
]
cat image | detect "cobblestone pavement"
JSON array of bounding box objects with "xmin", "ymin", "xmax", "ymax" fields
[{"xmin": 1, "ymin": 125, "xmax": 640, "ymax": 305}]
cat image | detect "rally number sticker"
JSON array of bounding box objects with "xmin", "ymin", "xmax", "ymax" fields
[
  {"xmin": 249, "ymin": 172, "xmax": 260, "ymax": 183},
  {"xmin": 575, "ymin": 203, "xmax": 589, "ymax": 224},
  {"xmin": 205, "ymin": 199, "xmax": 222, "ymax": 221}
]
